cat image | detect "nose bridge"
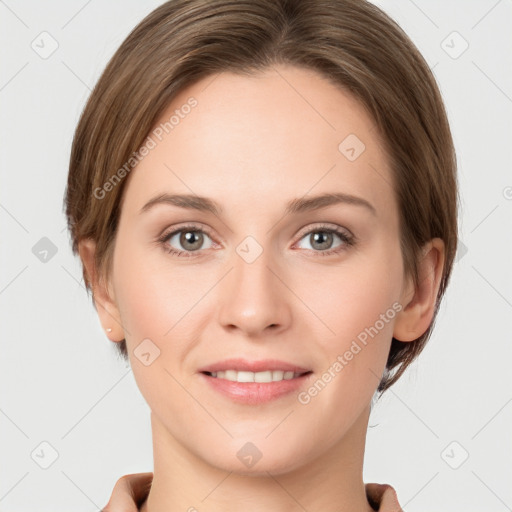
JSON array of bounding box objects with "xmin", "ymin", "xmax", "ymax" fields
[{"xmin": 217, "ymin": 234, "xmax": 290, "ymax": 334}]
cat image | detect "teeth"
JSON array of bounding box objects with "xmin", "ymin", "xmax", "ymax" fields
[{"xmin": 209, "ymin": 370, "xmax": 303, "ymax": 383}]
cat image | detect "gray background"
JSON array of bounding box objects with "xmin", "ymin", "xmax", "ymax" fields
[{"xmin": 1, "ymin": 0, "xmax": 511, "ymax": 510}]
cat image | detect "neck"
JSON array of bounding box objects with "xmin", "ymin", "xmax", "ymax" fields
[{"xmin": 141, "ymin": 403, "xmax": 375, "ymax": 512}]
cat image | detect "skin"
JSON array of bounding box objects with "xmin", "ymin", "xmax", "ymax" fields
[{"xmin": 81, "ymin": 64, "xmax": 445, "ymax": 512}]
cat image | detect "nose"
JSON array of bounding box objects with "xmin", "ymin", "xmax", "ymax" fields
[{"xmin": 217, "ymin": 245, "xmax": 292, "ymax": 337}]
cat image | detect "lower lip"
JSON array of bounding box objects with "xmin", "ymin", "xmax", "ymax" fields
[{"xmin": 199, "ymin": 372, "xmax": 313, "ymax": 405}]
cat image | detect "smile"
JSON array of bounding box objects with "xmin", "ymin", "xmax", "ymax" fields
[
  {"xmin": 203, "ymin": 370, "xmax": 310, "ymax": 383},
  {"xmin": 200, "ymin": 370, "xmax": 313, "ymax": 405}
]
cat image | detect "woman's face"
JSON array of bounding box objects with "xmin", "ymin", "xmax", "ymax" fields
[{"xmin": 107, "ymin": 64, "xmax": 413, "ymax": 474}]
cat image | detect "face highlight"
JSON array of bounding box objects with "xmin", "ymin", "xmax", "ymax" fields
[{"xmin": 106, "ymin": 64, "xmax": 412, "ymax": 474}]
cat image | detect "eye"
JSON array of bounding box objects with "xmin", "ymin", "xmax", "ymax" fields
[
  {"xmin": 295, "ymin": 224, "xmax": 355, "ymax": 256},
  {"xmin": 157, "ymin": 223, "xmax": 355, "ymax": 258},
  {"xmin": 158, "ymin": 224, "xmax": 215, "ymax": 257}
]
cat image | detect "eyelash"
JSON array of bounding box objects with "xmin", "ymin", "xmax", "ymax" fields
[{"xmin": 157, "ymin": 223, "xmax": 355, "ymax": 258}]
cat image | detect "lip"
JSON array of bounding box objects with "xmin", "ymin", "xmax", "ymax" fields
[
  {"xmin": 199, "ymin": 371, "xmax": 313, "ymax": 405},
  {"xmin": 197, "ymin": 358, "xmax": 311, "ymax": 374}
]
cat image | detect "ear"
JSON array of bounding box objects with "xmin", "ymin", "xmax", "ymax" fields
[
  {"xmin": 78, "ymin": 238, "xmax": 125, "ymax": 343},
  {"xmin": 393, "ymin": 238, "xmax": 445, "ymax": 342}
]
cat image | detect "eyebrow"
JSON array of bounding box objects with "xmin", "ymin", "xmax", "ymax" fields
[{"xmin": 139, "ymin": 192, "xmax": 377, "ymax": 217}]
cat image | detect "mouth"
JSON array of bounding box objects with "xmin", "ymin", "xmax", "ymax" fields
[
  {"xmin": 201, "ymin": 369, "xmax": 313, "ymax": 383},
  {"xmin": 198, "ymin": 365, "xmax": 314, "ymax": 405},
  {"xmin": 197, "ymin": 358, "xmax": 313, "ymax": 403}
]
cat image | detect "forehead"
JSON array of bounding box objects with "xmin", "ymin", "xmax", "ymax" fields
[{"xmin": 122, "ymin": 64, "xmax": 395, "ymax": 221}]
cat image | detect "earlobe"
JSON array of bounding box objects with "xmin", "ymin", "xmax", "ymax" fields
[
  {"xmin": 78, "ymin": 238, "xmax": 125, "ymax": 342},
  {"xmin": 393, "ymin": 238, "xmax": 445, "ymax": 342}
]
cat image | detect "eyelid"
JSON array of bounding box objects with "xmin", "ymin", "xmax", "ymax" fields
[
  {"xmin": 159, "ymin": 222, "xmax": 216, "ymax": 241},
  {"xmin": 294, "ymin": 222, "xmax": 352, "ymax": 241}
]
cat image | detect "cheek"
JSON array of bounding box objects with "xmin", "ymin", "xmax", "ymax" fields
[
  {"xmin": 113, "ymin": 240, "xmax": 202, "ymax": 337},
  {"xmin": 294, "ymin": 253, "xmax": 401, "ymax": 345}
]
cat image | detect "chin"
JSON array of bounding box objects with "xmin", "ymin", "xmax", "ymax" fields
[{"xmin": 201, "ymin": 440, "xmax": 310, "ymax": 477}]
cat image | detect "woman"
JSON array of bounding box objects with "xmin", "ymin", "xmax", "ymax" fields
[{"xmin": 64, "ymin": 0, "xmax": 458, "ymax": 510}]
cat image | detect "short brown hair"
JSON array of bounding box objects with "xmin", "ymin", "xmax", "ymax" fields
[{"xmin": 64, "ymin": 0, "xmax": 459, "ymax": 394}]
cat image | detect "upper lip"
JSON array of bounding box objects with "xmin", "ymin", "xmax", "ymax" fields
[{"xmin": 198, "ymin": 358, "xmax": 311, "ymax": 374}]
